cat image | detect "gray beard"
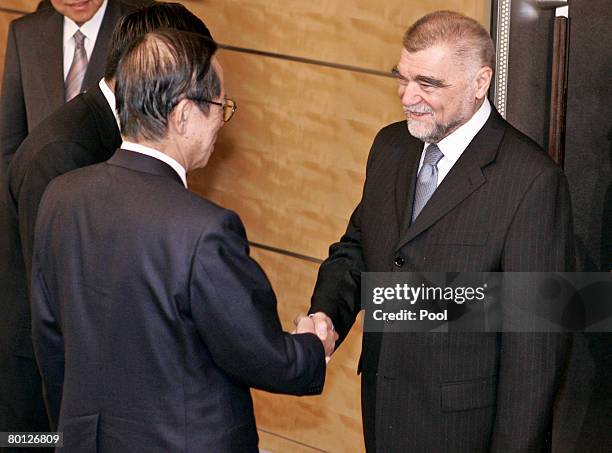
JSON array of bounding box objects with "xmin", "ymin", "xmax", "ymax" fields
[
  {"xmin": 405, "ymin": 92, "xmax": 477, "ymax": 143},
  {"xmin": 407, "ymin": 116, "xmax": 464, "ymax": 143}
]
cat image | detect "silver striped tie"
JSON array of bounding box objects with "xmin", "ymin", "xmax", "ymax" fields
[
  {"xmin": 412, "ymin": 143, "xmax": 444, "ymax": 221},
  {"xmin": 65, "ymin": 30, "xmax": 88, "ymax": 102}
]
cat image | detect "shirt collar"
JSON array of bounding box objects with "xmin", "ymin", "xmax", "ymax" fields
[
  {"xmin": 63, "ymin": 0, "xmax": 108, "ymax": 46},
  {"xmin": 98, "ymin": 78, "xmax": 119, "ymax": 128},
  {"xmin": 120, "ymin": 141, "xmax": 188, "ymax": 188},
  {"xmin": 425, "ymin": 98, "xmax": 492, "ymax": 165}
]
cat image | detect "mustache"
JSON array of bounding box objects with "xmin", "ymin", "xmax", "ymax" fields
[{"xmin": 403, "ymin": 104, "xmax": 434, "ymax": 115}]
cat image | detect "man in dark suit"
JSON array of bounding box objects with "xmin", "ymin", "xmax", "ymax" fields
[
  {"xmin": 309, "ymin": 11, "xmax": 575, "ymax": 452},
  {"xmin": 0, "ymin": 0, "xmax": 151, "ymax": 179},
  {"xmin": 0, "ymin": 2, "xmax": 212, "ymax": 439},
  {"xmin": 30, "ymin": 29, "xmax": 332, "ymax": 452}
]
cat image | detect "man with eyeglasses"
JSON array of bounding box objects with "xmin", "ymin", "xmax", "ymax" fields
[
  {"xmin": 0, "ymin": 3, "xmax": 217, "ymax": 441},
  {"xmin": 29, "ymin": 28, "xmax": 331, "ymax": 452}
]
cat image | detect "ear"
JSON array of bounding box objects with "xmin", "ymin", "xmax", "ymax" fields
[
  {"xmin": 474, "ymin": 66, "xmax": 493, "ymax": 99},
  {"xmin": 168, "ymin": 99, "xmax": 193, "ymax": 135}
]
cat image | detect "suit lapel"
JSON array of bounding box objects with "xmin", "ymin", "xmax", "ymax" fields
[
  {"xmin": 396, "ymin": 108, "xmax": 507, "ymax": 250},
  {"xmin": 82, "ymin": 0, "xmax": 120, "ymax": 90},
  {"xmin": 39, "ymin": 10, "xmax": 65, "ymax": 108},
  {"xmin": 394, "ymin": 134, "xmax": 421, "ymax": 238}
]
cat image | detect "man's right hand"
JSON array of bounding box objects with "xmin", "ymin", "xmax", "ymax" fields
[{"xmin": 294, "ymin": 313, "xmax": 338, "ymax": 363}]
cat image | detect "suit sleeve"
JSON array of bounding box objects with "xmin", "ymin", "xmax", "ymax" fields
[
  {"xmin": 491, "ymin": 166, "xmax": 574, "ymax": 452},
  {"xmin": 189, "ymin": 210, "xmax": 326, "ymax": 396},
  {"xmin": 0, "ymin": 21, "xmax": 28, "ymax": 182},
  {"xmin": 309, "ymin": 204, "xmax": 365, "ymax": 344},
  {"xmin": 30, "ymin": 187, "xmax": 65, "ymax": 430},
  {"xmin": 308, "ymin": 130, "xmax": 389, "ymax": 344}
]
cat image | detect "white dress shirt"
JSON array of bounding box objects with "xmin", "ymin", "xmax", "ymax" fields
[
  {"xmin": 62, "ymin": 0, "xmax": 108, "ymax": 80},
  {"xmin": 417, "ymin": 99, "xmax": 492, "ymax": 187},
  {"xmin": 98, "ymin": 78, "xmax": 119, "ymax": 127},
  {"xmin": 121, "ymin": 141, "xmax": 188, "ymax": 188}
]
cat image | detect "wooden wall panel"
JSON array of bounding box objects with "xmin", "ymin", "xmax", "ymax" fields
[
  {"xmin": 183, "ymin": 0, "xmax": 490, "ymax": 71},
  {"xmin": 249, "ymin": 247, "xmax": 364, "ymax": 453},
  {"xmin": 0, "ymin": 0, "xmax": 38, "ymax": 12},
  {"xmin": 188, "ymin": 49, "xmax": 404, "ymax": 259},
  {"xmin": 257, "ymin": 429, "xmax": 323, "ymax": 453}
]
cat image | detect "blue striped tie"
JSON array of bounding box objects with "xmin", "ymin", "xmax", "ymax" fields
[{"xmin": 412, "ymin": 143, "xmax": 444, "ymax": 221}]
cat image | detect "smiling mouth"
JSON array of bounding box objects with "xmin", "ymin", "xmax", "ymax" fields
[
  {"xmin": 407, "ymin": 111, "xmax": 432, "ymax": 120},
  {"xmin": 69, "ymin": 1, "xmax": 90, "ymax": 10}
]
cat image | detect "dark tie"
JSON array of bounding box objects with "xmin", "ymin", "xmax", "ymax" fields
[
  {"xmin": 412, "ymin": 143, "xmax": 444, "ymax": 221},
  {"xmin": 65, "ymin": 30, "xmax": 88, "ymax": 102}
]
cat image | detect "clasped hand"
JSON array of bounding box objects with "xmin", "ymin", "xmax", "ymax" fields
[{"xmin": 293, "ymin": 312, "xmax": 338, "ymax": 364}]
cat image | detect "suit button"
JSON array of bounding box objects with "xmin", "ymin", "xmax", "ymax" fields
[{"xmin": 394, "ymin": 256, "xmax": 405, "ymax": 267}]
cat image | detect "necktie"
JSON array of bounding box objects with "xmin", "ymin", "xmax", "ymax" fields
[
  {"xmin": 65, "ymin": 30, "xmax": 88, "ymax": 102},
  {"xmin": 412, "ymin": 143, "xmax": 444, "ymax": 221}
]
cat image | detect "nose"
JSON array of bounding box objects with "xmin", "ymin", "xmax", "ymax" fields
[{"xmin": 399, "ymin": 81, "xmax": 422, "ymax": 106}]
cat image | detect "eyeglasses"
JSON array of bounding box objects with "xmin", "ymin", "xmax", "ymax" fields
[{"xmin": 203, "ymin": 97, "xmax": 237, "ymax": 122}]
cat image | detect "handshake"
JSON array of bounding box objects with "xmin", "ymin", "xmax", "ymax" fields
[{"xmin": 293, "ymin": 312, "xmax": 339, "ymax": 364}]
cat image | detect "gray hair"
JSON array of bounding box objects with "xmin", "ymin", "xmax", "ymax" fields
[
  {"xmin": 116, "ymin": 29, "xmax": 220, "ymax": 142},
  {"xmin": 403, "ymin": 11, "xmax": 495, "ymax": 74}
]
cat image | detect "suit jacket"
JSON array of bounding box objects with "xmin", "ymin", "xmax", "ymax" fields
[
  {"xmin": 0, "ymin": 85, "xmax": 120, "ymax": 434},
  {"xmin": 0, "ymin": 0, "xmax": 142, "ymax": 180},
  {"xmin": 30, "ymin": 149, "xmax": 326, "ymax": 452},
  {"xmin": 311, "ymin": 108, "xmax": 575, "ymax": 453}
]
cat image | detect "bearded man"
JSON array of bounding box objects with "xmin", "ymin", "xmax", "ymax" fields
[{"xmin": 308, "ymin": 10, "xmax": 574, "ymax": 452}]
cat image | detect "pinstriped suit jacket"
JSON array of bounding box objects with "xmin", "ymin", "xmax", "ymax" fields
[{"xmin": 311, "ymin": 107, "xmax": 575, "ymax": 452}]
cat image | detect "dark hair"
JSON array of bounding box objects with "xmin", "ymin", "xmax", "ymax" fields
[
  {"xmin": 403, "ymin": 11, "xmax": 495, "ymax": 74},
  {"xmin": 104, "ymin": 2, "xmax": 213, "ymax": 80},
  {"xmin": 116, "ymin": 29, "xmax": 220, "ymax": 141}
]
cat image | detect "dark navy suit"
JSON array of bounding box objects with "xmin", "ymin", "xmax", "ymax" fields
[
  {"xmin": 31, "ymin": 149, "xmax": 325, "ymax": 452},
  {"xmin": 0, "ymin": 85, "xmax": 121, "ymax": 437}
]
